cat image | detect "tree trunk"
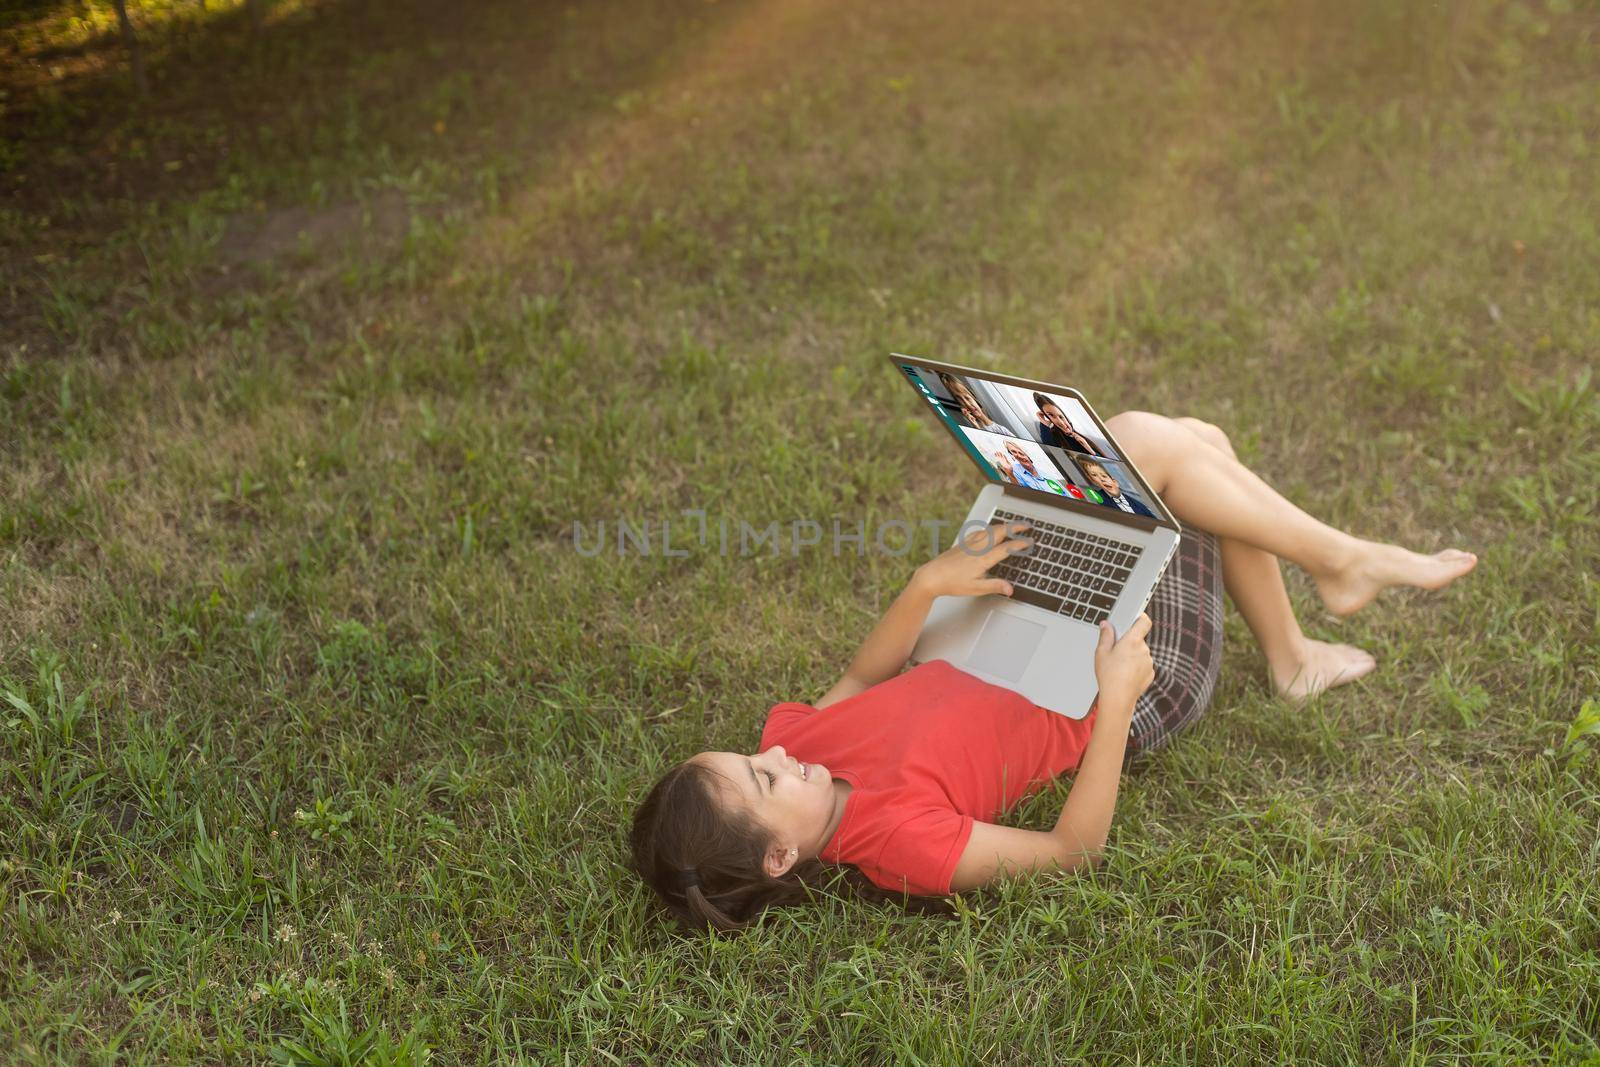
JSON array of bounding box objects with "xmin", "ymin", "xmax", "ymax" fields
[
  {"xmin": 111, "ymin": 0, "xmax": 146, "ymax": 96},
  {"xmin": 248, "ymin": 0, "xmax": 265, "ymax": 33}
]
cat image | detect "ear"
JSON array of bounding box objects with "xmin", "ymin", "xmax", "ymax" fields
[{"xmin": 764, "ymin": 842, "xmax": 796, "ymax": 879}]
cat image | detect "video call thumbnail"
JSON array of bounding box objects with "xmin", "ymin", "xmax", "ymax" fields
[
  {"xmin": 960, "ymin": 428, "xmax": 1070, "ymax": 494},
  {"xmin": 899, "ymin": 362, "xmax": 1166, "ymax": 521},
  {"xmin": 1058, "ymin": 453, "xmax": 1158, "ymax": 518}
]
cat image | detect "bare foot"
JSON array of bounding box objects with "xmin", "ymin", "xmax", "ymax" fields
[
  {"xmin": 1312, "ymin": 542, "xmax": 1478, "ymax": 618},
  {"xmin": 1271, "ymin": 639, "xmax": 1378, "ymax": 702}
]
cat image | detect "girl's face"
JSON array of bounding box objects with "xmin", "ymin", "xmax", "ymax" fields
[
  {"xmin": 694, "ymin": 745, "xmax": 837, "ymax": 862},
  {"xmin": 1041, "ymin": 403, "xmax": 1074, "ymax": 435},
  {"xmin": 1085, "ymin": 464, "xmax": 1120, "ymax": 495}
]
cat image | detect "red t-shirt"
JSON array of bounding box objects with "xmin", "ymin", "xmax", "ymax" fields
[{"xmin": 758, "ymin": 659, "xmax": 1097, "ymax": 896}]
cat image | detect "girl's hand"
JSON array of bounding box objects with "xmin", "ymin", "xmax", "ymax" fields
[
  {"xmin": 1093, "ymin": 612, "xmax": 1154, "ymax": 711},
  {"xmin": 910, "ymin": 521, "xmax": 1031, "ymax": 600}
]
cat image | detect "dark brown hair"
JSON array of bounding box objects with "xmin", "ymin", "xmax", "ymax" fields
[{"xmin": 629, "ymin": 759, "xmax": 953, "ymax": 933}]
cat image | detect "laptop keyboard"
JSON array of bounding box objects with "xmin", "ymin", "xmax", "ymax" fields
[{"xmin": 989, "ymin": 509, "xmax": 1140, "ymax": 624}]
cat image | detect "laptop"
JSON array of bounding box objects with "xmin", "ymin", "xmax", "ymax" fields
[{"xmin": 891, "ymin": 354, "xmax": 1180, "ymax": 718}]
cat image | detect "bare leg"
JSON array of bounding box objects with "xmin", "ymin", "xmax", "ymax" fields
[
  {"xmin": 1105, "ymin": 411, "xmax": 1476, "ymax": 618},
  {"xmin": 1167, "ymin": 418, "xmax": 1377, "ymax": 700}
]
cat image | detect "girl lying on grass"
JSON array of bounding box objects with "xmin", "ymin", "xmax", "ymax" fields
[{"xmin": 631, "ymin": 411, "xmax": 1478, "ymax": 931}]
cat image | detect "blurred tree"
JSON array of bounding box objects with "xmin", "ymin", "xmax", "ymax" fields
[{"xmin": 111, "ymin": 0, "xmax": 146, "ymax": 96}]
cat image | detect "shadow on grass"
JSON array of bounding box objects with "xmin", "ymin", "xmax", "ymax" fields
[
  {"xmin": 1, "ymin": 0, "xmax": 746, "ymax": 346},
  {"xmin": 2, "ymin": 0, "xmax": 741, "ymax": 230}
]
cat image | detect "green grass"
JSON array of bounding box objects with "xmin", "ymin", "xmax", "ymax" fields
[{"xmin": 2, "ymin": 0, "xmax": 1598, "ymax": 1061}]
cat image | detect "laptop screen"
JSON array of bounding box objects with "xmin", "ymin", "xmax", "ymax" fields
[{"xmin": 894, "ymin": 356, "xmax": 1176, "ymax": 529}]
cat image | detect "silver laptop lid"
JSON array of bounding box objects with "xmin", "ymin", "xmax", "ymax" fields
[{"xmin": 890, "ymin": 353, "xmax": 1178, "ymax": 534}]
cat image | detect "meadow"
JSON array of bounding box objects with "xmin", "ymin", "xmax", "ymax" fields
[{"xmin": 1, "ymin": 0, "xmax": 1598, "ymax": 1061}]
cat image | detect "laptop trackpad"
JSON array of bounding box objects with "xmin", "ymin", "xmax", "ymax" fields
[{"xmin": 967, "ymin": 610, "xmax": 1045, "ymax": 682}]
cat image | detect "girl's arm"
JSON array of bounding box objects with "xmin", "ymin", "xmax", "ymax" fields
[
  {"xmin": 948, "ymin": 613, "xmax": 1154, "ymax": 890},
  {"xmin": 816, "ymin": 522, "xmax": 1029, "ymax": 709}
]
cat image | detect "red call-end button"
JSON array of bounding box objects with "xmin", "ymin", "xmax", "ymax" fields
[{"xmin": 1061, "ymin": 485, "xmax": 1086, "ymax": 500}]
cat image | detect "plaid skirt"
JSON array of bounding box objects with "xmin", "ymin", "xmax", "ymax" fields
[{"xmin": 1124, "ymin": 526, "xmax": 1224, "ymax": 760}]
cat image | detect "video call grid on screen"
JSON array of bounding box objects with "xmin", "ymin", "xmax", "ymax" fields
[{"xmin": 896, "ymin": 360, "xmax": 1173, "ymax": 526}]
